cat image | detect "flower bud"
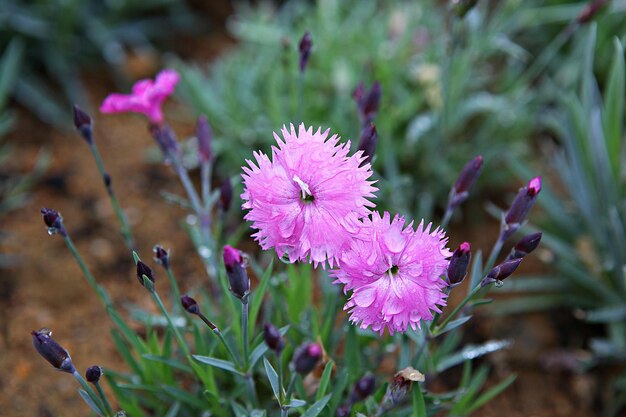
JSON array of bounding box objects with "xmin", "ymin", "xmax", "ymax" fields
[
  {"xmin": 447, "ymin": 242, "xmax": 471, "ymax": 286},
  {"xmin": 481, "ymin": 258, "xmax": 523, "ymax": 287},
  {"xmin": 354, "ymin": 81, "xmax": 382, "ymax": 123},
  {"xmin": 293, "ymin": 342, "xmax": 323, "ymax": 374},
  {"xmin": 387, "ymin": 367, "xmax": 424, "ymax": 406},
  {"xmin": 153, "ymin": 245, "xmax": 170, "ymax": 270},
  {"xmin": 577, "ymin": 0, "xmax": 609, "ymax": 24},
  {"xmin": 219, "ymin": 179, "xmax": 233, "ymax": 212},
  {"xmin": 73, "ymin": 105, "xmax": 93, "ymax": 143},
  {"xmin": 508, "ymin": 232, "xmax": 542, "ymax": 260},
  {"xmin": 149, "ymin": 123, "xmax": 180, "ymax": 158},
  {"xmin": 352, "ymin": 374, "xmax": 376, "ymax": 401},
  {"xmin": 181, "ymin": 294, "xmax": 200, "ymax": 314},
  {"xmin": 298, "ymin": 31, "xmax": 312, "ymax": 74},
  {"xmin": 263, "ymin": 323, "xmax": 284, "ymax": 354},
  {"xmin": 136, "ymin": 261, "xmax": 155, "ymax": 287},
  {"xmin": 85, "ymin": 365, "xmax": 103, "ymax": 383},
  {"xmin": 503, "ymin": 176, "xmax": 541, "ymax": 239},
  {"xmin": 449, "ymin": 155, "xmax": 483, "ymax": 208},
  {"xmin": 336, "ymin": 405, "xmax": 351, "ymax": 417},
  {"xmin": 31, "ymin": 328, "xmax": 75, "ymax": 373},
  {"xmin": 223, "ymin": 245, "xmax": 250, "ymax": 301},
  {"xmin": 196, "ymin": 116, "xmax": 212, "ymax": 163},
  {"xmin": 357, "ymin": 122, "xmax": 378, "ymax": 165},
  {"xmin": 41, "ymin": 207, "xmax": 67, "ymax": 237}
]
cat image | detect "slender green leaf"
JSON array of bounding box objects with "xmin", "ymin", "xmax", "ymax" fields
[
  {"xmin": 437, "ymin": 340, "xmax": 511, "ymax": 373},
  {"xmin": 263, "ymin": 357, "xmax": 281, "ymax": 402},
  {"xmin": 301, "ymin": 394, "xmax": 332, "ymax": 417},
  {"xmin": 467, "ymin": 374, "xmax": 517, "ymax": 414},
  {"xmin": 78, "ymin": 389, "xmax": 105, "ymax": 417},
  {"xmin": 412, "ymin": 384, "xmax": 426, "ymax": 417},
  {"xmin": 316, "ymin": 360, "xmax": 334, "ymax": 402},
  {"xmin": 603, "ymin": 38, "xmax": 624, "ymax": 177},
  {"xmin": 193, "ymin": 355, "xmax": 242, "ymax": 375},
  {"xmin": 250, "ymin": 260, "xmax": 274, "ymax": 334}
]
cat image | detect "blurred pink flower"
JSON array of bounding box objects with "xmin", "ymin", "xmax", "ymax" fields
[
  {"xmin": 100, "ymin": 69, "xmax": 179, "ymax": 124},
  {"xmin": 332, "ymin": 212, "xmax": 451, "ymax": 335},
  {"xmin": 241, "ymin": 124, "xmax": 377, "ymax": 267}
]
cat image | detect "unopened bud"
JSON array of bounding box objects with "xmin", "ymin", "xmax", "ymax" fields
[
  {"xmin": 387, "ymin": 367, "xmax": 424, "ymax": 406},
  {"xmin": 196, "ymin": 116, "xmax": 212, "ymax": 162},
  {"xmin": 153, "ymin": 245, "xmax": 170, "ymax": 270},
  {"xmin": 149, "ymin": 124, "xmax": 180, "ymax": 158},
  {"xmin": 357, "ymin": 123, "xmax": 378, "ymax": 165},
  {"xmin": 263, "ymin": 323, "xmax": 284, "ymax": 354},
  {"xmin": 449, "ymin": 155, "xmax": 483, "ymax": 208},
  {"xmin": 181, "ymin": 294, "xmax": 200, "ymax": 314},
  {"xmin": 219, "ymin": 179, "xmax": 233, "ymax": 212},
  {"xmin": 354, "ymin": 81, "xmax": 382, "ymax": 123},
  {"xmin": 293, "ymin": 342, "xmax": 323, "ymax": 374},
  {"xmin": 85, "ymin": 365, "xmax": 103, "ymax": 383},
  {"xmin": 503, "ymin": 176, "xmax": 541, "ymax": 236},
  {"xmin": 73, "ymin": 105, "xmax": 93, "ymax": 143},
  {"xmin": 41, "ymin": 207, "xmax": 66, "ymax": 237},
  {"xmin": 352, "ymin": 374, "xmax": 376, "ymax": 401},
  {"xmin": 481, "ymin": 258, "xmax": 523, "ymax": 287},
  {"xmin": 298, "ymin": 32, "xmax": 312, "ymax": 74},
  {"xmin": 447, "ymin": 242, "xmax": 471, "ymax": 286},
  {"xmin": 223, "ymin": 245, "xmax": 250, "ymax": 301},
  {"xmin": 577, "ymin": 0, "xmax": 609, "ymax": 24},
  {"xmin": 508, "ymin": 232, "xmax": 542, "ymax": 260},
  {"xmin": 136, "ymin": 261, "xmax": 155, "ymax": 287},
  {"xmin": 336, "ymin": 405, "xmax": 351, "ymax": 417},
  {"xmin": 31, "ymin": 328, "xmax": 75, "ymax": 373}
]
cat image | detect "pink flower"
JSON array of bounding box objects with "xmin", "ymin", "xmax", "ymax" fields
[
  {"xmin": 241, "ymin": 124, "xmax": 377, "ymax": 267},
  {"xmin": 100, "ymin": 69, "xmax": 180, "ymax": 124},
  {"xmin": 332, "ymin": 212, "xmax": 451, "ymax": 335}
]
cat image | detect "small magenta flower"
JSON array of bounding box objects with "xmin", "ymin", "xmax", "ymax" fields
[
  {"xmin": 100, "ymin": 69, "xmax": 179, "ymax": 124},
  {"xmin": 242, "ymin": 124, "xmax": 377, "ymax": 267},
  {"xmin": 332, "ymin": 212, "xmax": 451, "ymax": 335}
]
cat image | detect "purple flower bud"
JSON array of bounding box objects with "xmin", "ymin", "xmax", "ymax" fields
[
  {"xmin": 196, "ymin": 116, "xmax": 212, "ymax": 163},
  {"xmin": 453, "ymin": 155, "xmax": 483, "ymax": 195},
  {"xmin": 336, "ymin": 405, "xmax": 351, "ymax": 417},
  {"xmin": 357, "ymin": 122, "xmax": 378, "ymax": 165},
  {"xmin": 149, "ymin": 123, "xmax": 180, "ymax": 158},
  {"xmin": 41, "ymin": 208, "xmax": 66, "ymax": 237},
  {"xmin": 481, "ymin": 258, "xmax": 523, "ymax": 287},
  {"xmin": 219, "ymin": 179, "xmax": 233, "ymax": 212},
  {"xmin": 293, "ymin": 342, "xmax": 323, "ymax": 374},
  {"xmin": 354, "ymin": 81, "xmax": 382, "ymax": 123},
  {"xmin": 181, "ymin": 295, "xmax": 200, "ymax": 314},
  {"xmin": 153, "ymin": 245, "xmax": 170, "ymax": 270},
  {"xmin": 73, "ymin": 105, "xmax": 93, "ymax": 143},
  {"xmin": 263, "ymin": 323, "xmax": 284, "ymax": 354},
  {"xmin": 387, "ymin": 367, "xmax": 424, "ymax": 406},
  {"xmin": 85, "ymin": 365, "xmax": 103, "ymax": 383},
  {"xmin": 352, "ymin": 374, "xmax": 376, "ymax": 401},
  {"xmin": 298, "ymin": 32, "xmax": 312, "ymax": 74},
  {"xmin": 31, "ymin": 328, "xmax": 75, "ymax": 373},
  {"xmin": 447, "ymin": 242, "xmax": 471, "ymax": 286},
  {"xmin": 136, "ymin": 261, "xmax": 155, "ymax": 287},
  {"xmin": 504, "ymin": 176, "xmax": 541, "ymax": 228},
  {"xmin": 223, "ymin": 245, "xmax": 250, "ymax": 301},
  {"xmin": 508, "ymin": 232, "xmax": 542, "ymax": 260},
  {"xmin": 452, "ymin": 0, "xmax": 479, "ymax": 18},
  {"xmin": 577, "ymin": 0, "xmax": 609, "ymax": 24}
]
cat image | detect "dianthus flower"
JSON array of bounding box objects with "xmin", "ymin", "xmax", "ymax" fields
[
  {"xmin": 100, "ymin": 69, "xmax": 179, "ymax": 124},
  {"xmin": 241, "ymin": 124, "xmax": 377, "ymax": 267},
  {"xmin": 332, "ymin": 212, "xmax": 451, "ymax": 335}
]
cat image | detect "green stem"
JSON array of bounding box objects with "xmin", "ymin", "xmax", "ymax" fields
[
  {"xmin": 213, "ymin": 328, "xmax": 242, "ymax": 369},
  {"xmin": 64, "ymin": 235, "xmax": 111, "ymax": 308},
  {"xmin": 245, "ymin": 373, "xmax": 259, "ymax": 407},
  {"xmin": 278, "ymin": 351, "xmax": 285, "ymax": 404},
  {"xmin": 285, "ymin": 373, "xmax": 297, "ymax": 405},
  {"xmin": 73, "ymin": 371, "xmax": 109, "ymax": 417},
  {"xmin": 433, "ymin": 285, "xmax": 482, "ymax": 335},
  {"xmin": 88, "ymin": 143, "xmax": 135, "ymax": 250},
  {"xmin": 242, "ymin": 301, "xmax": 249, "ymax": 367},
  {"xmin": 201, "ymin": 161, "xmax": 212, "ymax": 210},
  {"xmin": 165, "ymin": 267, "xmax": 182, "ymax": 313},
  {"xmin": 485, "ymin": 230, "xmax": 505, "ymax": 274},
  {"xmin": 150, "ymin": 289, "xmax": 191, "ymax": 357},
  {"xmin": 95, "ymin": 381, "xmax": 115, "ymax": 417}
]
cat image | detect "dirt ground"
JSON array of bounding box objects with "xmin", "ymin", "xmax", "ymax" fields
[{"xmin": 0, "ymin": 10, "xmax": 611, "ymax": 417}]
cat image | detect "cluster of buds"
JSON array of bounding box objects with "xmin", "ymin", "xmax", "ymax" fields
[{"xmin": 482, "ymin": 232, "xmax": 542, "ymax": 287}]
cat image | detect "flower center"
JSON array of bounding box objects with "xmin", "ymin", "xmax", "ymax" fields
[
  {"xmin": 387, "ymin": 265, "xmax": 399, "ymax": 276},
  {"xmin": 293, "ymin": 175, "xmax": 314, "ymax": 202}
]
